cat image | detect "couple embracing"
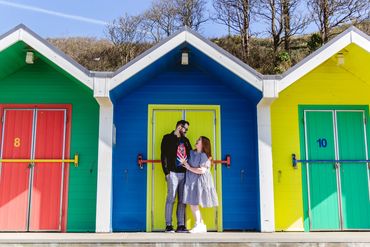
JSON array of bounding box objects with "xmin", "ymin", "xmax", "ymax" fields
[{"xmin": 161, "ymin": 120, "xmax": 218, "ymax": 233}]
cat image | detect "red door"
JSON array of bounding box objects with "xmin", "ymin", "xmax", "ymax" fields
[
  {"xmin": 29, "ymin": 110, "xmax": 66, "ymax": 231},
  {"xmin": 0, "ymin": 107, "xmax": 69, "ymax": 232},
  {"xmin": 0, "ymin": 110, "xmax": 34, "ymax": 231}
]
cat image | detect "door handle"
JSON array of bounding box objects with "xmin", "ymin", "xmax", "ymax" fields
[
  {"xmin": 335, "ymin": 162, "xmax": 340, "ymax": 169},
  {"xmin": 28, "ymin": 163, "xmax": 35, "ymax": 169}
]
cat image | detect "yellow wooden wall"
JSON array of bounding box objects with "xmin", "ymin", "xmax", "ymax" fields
[{"xmin": 271, "ymin": 43, "xmax": 370, "ymax": 231}]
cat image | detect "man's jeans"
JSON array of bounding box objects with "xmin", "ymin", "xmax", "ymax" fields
[{"xmin": 165, "ymin": 171, "xmax": 185, "ymax": 226}]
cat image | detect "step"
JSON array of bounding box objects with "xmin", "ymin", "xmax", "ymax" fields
[{"xmin": 0, "ymin": 232, "xmax": 369, "ymax": 247}]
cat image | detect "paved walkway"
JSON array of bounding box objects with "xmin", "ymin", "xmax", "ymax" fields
[{"xmin": 0, "ymin": 232, "xmax": 369, "ymax": 244}]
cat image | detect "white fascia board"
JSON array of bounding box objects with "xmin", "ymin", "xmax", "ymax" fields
[
  {"xmin": 279, "ymin": 33, "xmax": 352, "ymax": 93},
  {"xmin": 110, "ymin": 32, "xmax": 186, "ymax": 90},
  {"xmin": 20, "ymin": 29, "xmax": 93, "ymax": 89},
  {"xmin": 352, "ymin": 32, "xmax": 370, "ymax": 52},
  {"xmin": 0, "ymin": 31, "xmax": 19, "ymax": 51},
  {"xmin": 0, "ymin": 27, "xmax": 93, "ymax": 89},
  {"xmin": 185, "ymin": 32, "xmax": 263, "ymax": 91}
]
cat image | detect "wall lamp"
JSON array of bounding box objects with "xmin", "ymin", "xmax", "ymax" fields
[
  {"xmin": 181, "ymin": 48, "xmax": 189, "ymax": 65},
  {"xmin": 25, "ymin": 51, "xmax": 34, "ymax": 64}
]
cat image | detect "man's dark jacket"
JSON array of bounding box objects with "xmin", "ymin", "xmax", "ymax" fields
[{"xmin": 161, "ymin": 131, "xmax": 192, "ymax": 175}]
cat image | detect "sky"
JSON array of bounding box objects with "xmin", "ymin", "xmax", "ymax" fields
[
  {"xmin": 0, "ymin": 0, "xmax": 317, "ymax": 39},
  {"xmin": 0, "ymin": 0, "xmax": 231, "ymax": 39}
]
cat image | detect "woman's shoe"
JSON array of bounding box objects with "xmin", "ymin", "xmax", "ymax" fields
[{"xmin": 189, "ymin": 223, "xmax": 207, "ymax": 233}]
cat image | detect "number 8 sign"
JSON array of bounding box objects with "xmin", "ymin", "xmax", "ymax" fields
[{"xmin": 13, "ymin": 137, "xmax": 21, "ymax": 148}]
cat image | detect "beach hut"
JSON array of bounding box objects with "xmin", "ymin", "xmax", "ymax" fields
[
  {"xmin": 271, "ymin": 27, "xmax": 370, "ymax": 231},
  {"xmin": 105, "ymin": 27, "xmax": 275, "ymax": 232},
  {"xmin": 0, "ymin": 25, "xmax": 111, "ymax": 232}
]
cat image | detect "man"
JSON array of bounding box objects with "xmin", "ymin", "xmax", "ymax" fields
[{"xmin": 161, "ymin": 120, "xmax": 192, "ymax": 233}]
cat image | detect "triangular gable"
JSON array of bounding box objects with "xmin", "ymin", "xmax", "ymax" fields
[
  {"xmin": 279, "ymin": 26, "xmax": 370, "ymax": 93},
  {"xmin": 110, "ymin": 27, "xmax": 263, "ymax": 91},
  {"xmin": 0, "ymin": 24, "xmax": 93, "ymax": 89}
]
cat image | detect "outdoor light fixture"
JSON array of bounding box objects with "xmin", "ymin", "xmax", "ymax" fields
[
  {"xmin": 25, "ymin": 51, "xmax": 34, "ymax": 64},
  {"xmin": 336, "ymin": 52, "xmax": 345, "ymax": 66},
  {"xmin": 181, "ymin": 48, "xmax": 189, "ymax": 65}
]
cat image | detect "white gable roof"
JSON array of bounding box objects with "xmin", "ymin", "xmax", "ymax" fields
[
  {"xmin": 110, "ymin": 27, "xmax": 264, "ymax": 91},
  {"xmin": 279, "ymin": 26, "xmax": 370, "ymax": 93},
  {"xmin": 0, "ymin": 24, "xmax": 93, "ymax": 89}
]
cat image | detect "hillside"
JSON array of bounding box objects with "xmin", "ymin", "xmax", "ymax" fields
[{"xmin": 48, "ymin": 22, "xmax": 370, "ymax": 74}]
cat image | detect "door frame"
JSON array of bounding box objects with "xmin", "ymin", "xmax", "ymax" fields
[
  {"xmin": 146, "ymin": 104, "xmax": 223, "ymax": 232},
  {"xmin": 0, "ymin": 104, "xmax": 72, "ymax": 232},
  {"xmin": 298, "ymin": 105, "xmax": 370, "ymax": 232}
]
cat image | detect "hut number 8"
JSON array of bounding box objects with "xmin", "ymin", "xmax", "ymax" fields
[
  {"xmin": 14, "ymin": 137, "xmax": 21, "ymax": 148},
  {"xmin": 317, "ymin": 138, "xmax": 327, "ymax": 148}
]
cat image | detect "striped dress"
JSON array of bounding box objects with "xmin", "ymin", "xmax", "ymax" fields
[{"xmin": 182, "ymin": 150, "xmax": 219, "ymax": 208}]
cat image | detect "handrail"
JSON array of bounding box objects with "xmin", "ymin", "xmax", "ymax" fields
[
  {"xmin": 292, "ymin": 153, "xmax": 370, "ymax": 169},
  {"xmin": 0, "ymin": 153, "xmax": 79, "ymax": 167},
  {"xmin": 137, "ymin": 153, "xmax": 231, "ymax": 169}
]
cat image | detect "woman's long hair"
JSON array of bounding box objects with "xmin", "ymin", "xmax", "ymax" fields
[{"xmin": 200, "ymin": 136, "xmax": 212, "ymax": 159}]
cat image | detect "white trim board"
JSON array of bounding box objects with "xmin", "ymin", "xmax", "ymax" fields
[{"xmin": 0, "ymin": 24, "xmax": 93, "ymax": 89}]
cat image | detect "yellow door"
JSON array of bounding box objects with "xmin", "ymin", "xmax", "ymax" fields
[{"xmin": 147, "ymin": 105, "xmax": 222, "ymax": 232}]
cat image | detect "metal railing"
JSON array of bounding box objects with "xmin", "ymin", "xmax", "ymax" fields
[
  {"xmin": 0, "ymin": 153, "xmax": 79, "ymax": 167},
  {"xmin": 292, "ymin": 153, "xmax": 370, "ymax": 169},
  {"xmin": 137, "ymin": 153, "xmax": 231, "ymax": 169}
]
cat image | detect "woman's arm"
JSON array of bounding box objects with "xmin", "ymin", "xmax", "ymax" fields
[{"xmin": 182, "ymin": 161, "xmax": 207, "ymax": 174}]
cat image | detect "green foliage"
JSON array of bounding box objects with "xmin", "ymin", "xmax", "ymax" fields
[
  {"xmin": 273, "ymin": 51, "xmax": 292, "ymax": 74},
  {"xmin": 277, "ymin": 51, "xmax": 290, "ymax": 62},
  {"xmin": 307, "ymin": 33, "xmax": 323, "ymax": 52}
]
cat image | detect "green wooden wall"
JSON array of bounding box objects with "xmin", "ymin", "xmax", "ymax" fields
[{"xmin": 0, "ymin": 48, "xmax": 99, "ymax": 232}]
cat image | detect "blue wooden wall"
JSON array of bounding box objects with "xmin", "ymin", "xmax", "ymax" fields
[{"xmin": 111, "ymin": 45, "xmax": 262, "ymax": 231}]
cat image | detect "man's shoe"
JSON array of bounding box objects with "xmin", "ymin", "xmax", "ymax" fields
[
  {"xmin": 165, "ymin": 225, "xmax": 175, "ymax": 233},
  {"xmin": 176, "ymin": 225, "xmax": 189, "ymax": 233}
]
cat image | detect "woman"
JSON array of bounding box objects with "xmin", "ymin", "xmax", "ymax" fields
[{"xmin": 180, "ymin": 136, "xmax": 218, "ymax": 233}]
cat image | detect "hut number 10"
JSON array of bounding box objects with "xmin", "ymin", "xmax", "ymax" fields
[{"xmin": 317, "ymin": 138, "xmax": 327, "ymax": 148}]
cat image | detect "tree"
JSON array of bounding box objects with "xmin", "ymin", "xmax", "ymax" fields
[
  {"xmin": 307, "ymin": 0, "xmax": 369, "ymax": 42},
  {"xmin": 255, "ymin": 0, "xmax": 284, "ymax": 56},
  {"xmin": 106, "ymin": 13, "xmax": 146, "ymax": 64},
  {"xmin": 175, "ymin": 0, "xmax": 208, "ymax": 31},
  {"xmin": 142, "ymin": 0, "xmax": 178, "ymax": 42},
  {"xmin": 281, "ymin": 0, "xmax": 309, "ymax": 51},
  {"xmin": 307, "ymin": 32, "xmax": 324, "ymax": 51},
  {"xmin": 213, "ymin": 0, "xmax": 253, "ymax": 60},
  {"xmin": 255, "ymin": 0, "xmax": 309, "ymax": 57}
]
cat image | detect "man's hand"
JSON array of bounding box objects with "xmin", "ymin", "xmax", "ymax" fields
[
  {"xmin": 165, "ymin": 173, "xmax": 170, "ymax": 181},
  {"xmin": 179, "ymin": 158, "xmax": 187, "ymax": 164}
]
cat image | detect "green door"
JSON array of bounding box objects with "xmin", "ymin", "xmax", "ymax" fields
[
  {"xmin": 336, "ymin": 111, "xmax": 370, "ymax": 229},
  {"xmin": 304, "ymin": 111, "xmax": 340, "ymax": 230},
  {"xmin": 303, "ymin": 109, "xmax": 370, "ymax": 231},
  {"xmin": 148, "ymin": 106, "xmax": 221, "ymax": 232}
]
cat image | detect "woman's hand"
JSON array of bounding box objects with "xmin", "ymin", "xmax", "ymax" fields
[{"xmin": 182, "ymin": 162, "xmax": 190, "ymax": 170}]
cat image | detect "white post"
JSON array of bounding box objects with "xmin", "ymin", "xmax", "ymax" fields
[
  {"xmin": 94, "ymin": 76, "xmax": 114, "ymax": 232},
  {"xmin": 257, "ymin": 79, "xmax": 278, "ymax": 232}
]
